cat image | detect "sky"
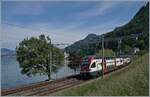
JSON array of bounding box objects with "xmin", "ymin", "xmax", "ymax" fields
[{"xmin": 1, "ymin": 1, "xmax": 147, "ymax": 50}]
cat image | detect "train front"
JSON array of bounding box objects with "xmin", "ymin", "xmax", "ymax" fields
[{"xmin": 80, "ymin": 56, "xmax": 93, "ymax": 76}]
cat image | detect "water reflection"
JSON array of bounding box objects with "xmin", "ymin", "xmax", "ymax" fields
[{"xmin": 1, "ymin": 55, "xmax": 77, "ymax": 89}]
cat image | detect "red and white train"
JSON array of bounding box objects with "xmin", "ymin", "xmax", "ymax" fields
[{"xmin": 80, "ymin": 55, "xmax": 131, "ymax": 77}]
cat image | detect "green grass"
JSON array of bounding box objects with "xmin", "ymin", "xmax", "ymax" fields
[{"xmin": 54, "ymin": 53, "xmax": 149, "ymax": 96}]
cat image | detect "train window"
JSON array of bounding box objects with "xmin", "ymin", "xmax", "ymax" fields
[
  {"xmin": 97, "ymin": 63, "xmax": 101, "ymax": 66},
  {"xmin": 91, "ymin": 62, "xmax": 96, "ymax": 68},
  {"xmin": 120, "ymin": 60, "xmax": 122, "ymax": 62},
  {"xmin": 81, "ymin": 63, "xmax": 89, "ymax": 67}
]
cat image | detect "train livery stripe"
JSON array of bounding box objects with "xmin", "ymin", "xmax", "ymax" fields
[{"xmin": 80, "ymin": 56, "xmax": 131, "ymax": 77}]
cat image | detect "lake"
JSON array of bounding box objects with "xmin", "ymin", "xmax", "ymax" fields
[{"xmin": 1, "ymin": 55, "xmax": 79, "ymax": 89}]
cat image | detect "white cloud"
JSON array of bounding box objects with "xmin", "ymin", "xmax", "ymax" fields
[
  {"xmin": 78, "ymin": 1, "xmax": 120, "ymax": 19},
  {"xmin": 0, "ymin": 1, "xmax": 143, "ymax": 51},
  {"xmin": 2, "ymin": 16, "xmax": 129, "ymax": 50},
  {"xmin": 88, "ymin": 19, "xmax": 128, "ymax": 31},
  {"xmin": 1, "ymin": 22, "xmax": 87, "ymax": 49},
  {"xmin": 29, "ymin": 21, "xmax": 85, "ymax": 34}
]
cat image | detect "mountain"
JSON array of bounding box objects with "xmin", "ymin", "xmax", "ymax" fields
[
  {"xmin": 1, "ymin": 48, "xmax": 16, "ymax": 56},
  {"xmin": 65, "ymin": 3, "xmax": 149, "ymax": 56},
  {"xmin": 105, "ymin": 3, "xmax": 149, "ymax": 39},
  {"xmin": 65, "ymin": 33, "xmax": 100, "ymax": 54}
]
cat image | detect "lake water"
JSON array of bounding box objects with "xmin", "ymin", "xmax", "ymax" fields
[{"xmin": 1, "ymin": 55, "xmax": 79, "ymax": 89}]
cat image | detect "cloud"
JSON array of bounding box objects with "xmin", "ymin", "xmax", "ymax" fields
[
  {"xmin": 1, "ymin": 15, "xmax": 129, "ymax": 50},
  {"xmin": 87, "ymin": 19, "xmax": 128, "ymax": 31},
  {"xmin": 78, "ymin": 1, "xmax": 120, "ymax": 19},
  {"xmin": 1, "ymin": 22, "xmax": 87, "ymax": 49},
  {"xmin": 2, "ymin": 1, "xmax": 144, "ymax": 50},
  {"xmin": 29, "ymin": 21, "xmax": 85, "ymax": 33},
  {"xmin": 4, "ymin": 2, "xmax": 48, "ymax": 16}
]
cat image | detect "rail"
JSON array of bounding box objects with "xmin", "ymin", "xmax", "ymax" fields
[{"xmin": 1, "ymin": 63, "xmax": 130, "ymax": 96}]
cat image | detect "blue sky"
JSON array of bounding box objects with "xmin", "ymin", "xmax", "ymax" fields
[{"xmin": 1, "ymin": 1, "xmax": 147, "ymax": 50}]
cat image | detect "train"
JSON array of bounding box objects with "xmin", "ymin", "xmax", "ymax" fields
[{"xmin": 80, "ymin": 55, "xmax": 131, "ymax": 77}]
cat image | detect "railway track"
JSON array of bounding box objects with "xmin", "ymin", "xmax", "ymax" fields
[
  {"xmin": 1, "ymin": 74, "xmax": 86, "ymax": 96},
  {"xmin": 1, "ymin": 77, "xmax": 66, "ymax": 95},
  {"xmin": 1, "ymin": 63, "xmax": 129, "ymax": 96}
]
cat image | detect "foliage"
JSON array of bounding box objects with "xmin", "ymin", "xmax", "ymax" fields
[
  {"xmin": 67, "ymin": 52, "xmax": 82, "ymax": 73},
  {"xmin": 95, "ymin": 49, "xmax": 115, "ymax": 57},
  {"xmin": 65, "ymin": 34, "xmax": 100, "ymax": 56},
  {"xmin": 136, "ymin": 50, "xmax": 147, "ymax": 56},
  {"xmin": 121, "ymin": 44, "xmax": 133, "ymax": 54},
  {"xmin": 52, "ymin": 47, "xmax": 64, "ymax": 72},
  {"xmin": 16, "ymin": 34, "xmax": 64, "ymax": 80},
  {"xmin": 105, "ymin": 3, "xmax": 149, "ymax": 50}
]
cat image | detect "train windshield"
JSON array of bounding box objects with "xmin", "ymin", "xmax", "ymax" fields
[
  {"xmin": 81, "ymin": 56, "xmax": 95, "ymax": 67},
  {"xmin": 81, "ymin": 58, "xmax": 90, "ymax": 67},
  {"xmin": 81, "ymin": 63, "xmax": 90, "ymax": 67}
]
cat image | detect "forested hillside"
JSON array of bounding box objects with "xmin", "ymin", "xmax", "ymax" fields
[{"xmin": 65, "ymin": 3, "xmax": 149, "ymax": 56}]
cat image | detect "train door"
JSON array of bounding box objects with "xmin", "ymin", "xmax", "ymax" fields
[
  {"xmin": 97, "ymin": 62, "xmax": 102, "ymax": 70},
  {"xmin": 104, "ymin": 58, "xmax": 108, "ymax": 73},
  {"xmin": 97, "ymin": 62, "xmax": 102, "ymax": 76}
]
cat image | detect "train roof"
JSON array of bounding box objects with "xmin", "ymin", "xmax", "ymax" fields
[
  {"xmin": 83, "ymin": 55, "xmax": 116, "ymax": 59},
  {"xmin": 82, "ymin": 55, "xmax": 131, "ymax": 60}
]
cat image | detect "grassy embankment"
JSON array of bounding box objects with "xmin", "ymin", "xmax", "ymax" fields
[{"xmin": 54, "ymin": 53, "xmax": 149, "ymax": 96}]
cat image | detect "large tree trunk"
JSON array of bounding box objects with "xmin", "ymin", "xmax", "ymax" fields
[
  {"xmin": 74, "ymin": 67, "xmax": 77, "ymax": 75},
  {"xmin": 47, "ymin": 64, "xmax": 51, "ymax": 80},
  {"xmin": 48, "ymin": 72, "xmax": 51, "ymax": 80}
]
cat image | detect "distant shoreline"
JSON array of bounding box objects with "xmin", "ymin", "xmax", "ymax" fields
[{"xmin": 1, "ymin": 54, "xmax": 16, "ymax": 57}]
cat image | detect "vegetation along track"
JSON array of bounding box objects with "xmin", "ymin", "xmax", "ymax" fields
[{"xmin": 1, "ymin": 63, "xmax": 129, "ymax": 96}]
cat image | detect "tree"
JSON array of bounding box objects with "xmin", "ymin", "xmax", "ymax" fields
[
  {"xmin": 122, "ymin": 44, "xmax": 132, "ymax": 54},
  {"xmin": 67, "ymin": 52, "xmax": 82, "ymax": 74},
  {"xmin": 52, "ymin": 47, "xmax": 64, "ymax": 72},
  {"xmin": 96, "ymin": 49, "xmax": 115, "ymax": 57},
  {"xmin": 16, "ymin": 34, "xmax": 64, "ymax": 80}
]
